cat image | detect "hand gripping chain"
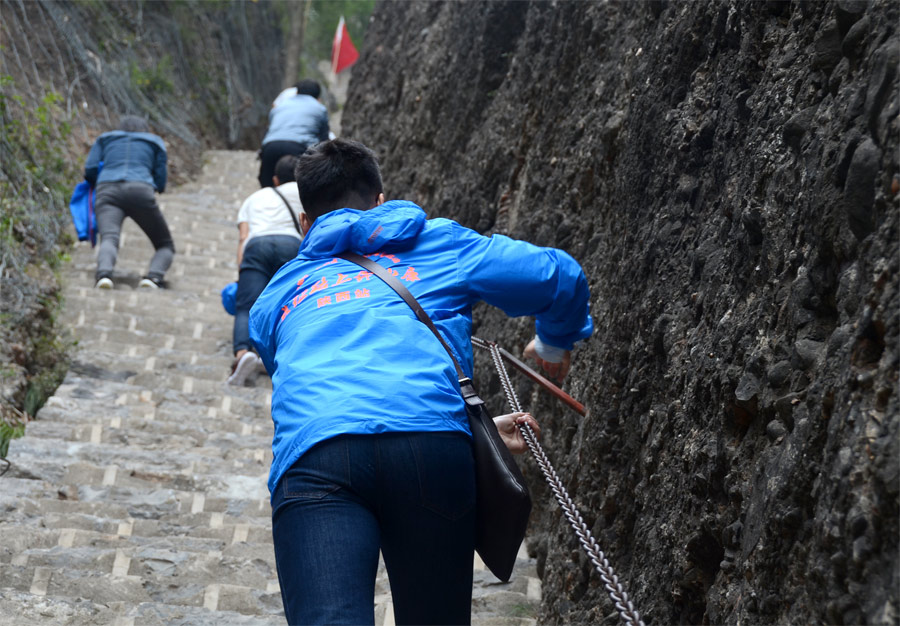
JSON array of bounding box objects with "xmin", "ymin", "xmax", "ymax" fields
[{"xmin": 473, "ymin": 338, "xmax": 645, "ymax": 626}]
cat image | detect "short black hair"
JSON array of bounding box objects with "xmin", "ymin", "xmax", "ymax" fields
[
  {"xmin": 274, "ymin": 155, "xmax": 298, "ymax": 184},
  {"xmin": 118, "ymin": 115, "xmax": 150, "ymax": 132},
  {"xmin": 295, "ymin": 79, "xmax": 321, "ymax": 99},
  {"xmin": 294, "ymin": 139, "xmax": 383, "ymax": 221}
]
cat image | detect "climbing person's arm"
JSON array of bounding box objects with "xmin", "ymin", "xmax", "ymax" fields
[
  {"xmin": 84, "ymin": 139, "xmax": 102, "ymax": 186},
  {"xmin": 523, "ymin": 338, "xmax": 571, "ymax": 381},
  {"xmin": 236, "ymin": 222, "xmax": 249, "ymax": 268},
  {"xmin": 235, "ymin": 195, "xmax": 253, "ymax": 269},
  {"xmin": 316, "ymin": 109, "xmax": 330, "ymax": 142},
  {"xmin": 453, "ymin": 222, "xmax": 593, "ymax": 381},
  {"xmin": 153, "ymin": 141, "xmax": 167, "ymax": 193}
]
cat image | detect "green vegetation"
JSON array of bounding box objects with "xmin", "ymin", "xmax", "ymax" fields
[
  {"xmin": 508, "ymin": 603, "xmax": 538, "ymax": 618},
  {"xmin": 276, "ymin": 0, "xmax": 375, "ymax": 77},
  {"xmin": 0, "ymin": 74, "xmax": 77, "ymax": 458},
  {"xmin": 130, "ymin": 55, "xmax": 176, "ymax": 95},
  {"xmin": 0, "ymin": 409, "xmax": 27, "ymax": 459}
]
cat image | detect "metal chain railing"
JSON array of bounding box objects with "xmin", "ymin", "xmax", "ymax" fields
[{"xmin": 474, "ymin": 338, "xmax": 645, "ymax": 626}]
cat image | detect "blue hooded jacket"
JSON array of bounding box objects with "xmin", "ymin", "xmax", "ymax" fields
[{"xmin": 250, "ymin": 200, "xmax": 593, "ymax": 496}]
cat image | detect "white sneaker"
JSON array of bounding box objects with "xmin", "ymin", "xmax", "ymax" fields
[
  {"xmin": 227, "ymin": 352, "xmax": 264, "ymax": 386},
  {"xmin": 139, "ymin": 278, "xmax": 160, "ymax": 289},
  {"xmin": 95, "ymin": 277, "xmax": 114, "ymax": 289}
]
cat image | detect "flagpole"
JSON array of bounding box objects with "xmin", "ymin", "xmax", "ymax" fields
[{"xmin": 331, "ymin": 16, "xmax": 345, "ymax": 77}]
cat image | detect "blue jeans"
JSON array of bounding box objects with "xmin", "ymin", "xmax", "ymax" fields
[
  {"xmin": 271, "ymin": 432, "xmax": 476, "ymax": 625},
  {"xmin": 233, "ymin": 235, "xmax": 300, "ymax": 354}
]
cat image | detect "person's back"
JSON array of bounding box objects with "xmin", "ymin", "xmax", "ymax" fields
[
  {"xmin": 262, "ymin": 94, "xmax": 329, "ymax": 147},
  {"xmin": 239, "ymin": 183, "xmax": 303, "ymax": 241},
  {"xmin": 252, "ymin": 201, "xmax": 589, "ymax": 485},
  {"xmin": 86, "ymin": 130, "xmax": 167, "ymax": 191},
  {"xmin": 257, "ymin": 78, "xmax": 330, "ymax": 188}
]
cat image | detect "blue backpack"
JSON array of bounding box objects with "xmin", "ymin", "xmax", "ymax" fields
[
  {"xmin": 70, "ymin": 160, "xmax": 102, "ymax": 247},
  {"xmin": 68, "ymin": 181, "xmax": 97, "ymax": 246},
  {"xmin": 221, "ymin": 282, "xmax": 238, "ymax": 316}
]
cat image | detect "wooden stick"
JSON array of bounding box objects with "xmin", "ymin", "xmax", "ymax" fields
[{"xmin": 495, "ymin": 346, "xmax": 587, "ymax": 416}]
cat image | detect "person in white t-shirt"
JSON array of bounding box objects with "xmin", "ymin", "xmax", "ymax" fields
[{"xmin": 228, "ymin": 155, "xmax": 305, "ymax": 385}]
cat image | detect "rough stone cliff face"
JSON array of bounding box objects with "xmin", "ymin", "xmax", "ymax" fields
[{"xmin": 342, "ymin": 1, "xmax": 899, "ymax": 623}]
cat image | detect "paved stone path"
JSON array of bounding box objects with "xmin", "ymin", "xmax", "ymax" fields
[{"xmin": 0, "ymin": 151, "xmax": 540, "ymax": 625}]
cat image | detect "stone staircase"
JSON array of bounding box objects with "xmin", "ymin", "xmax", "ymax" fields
[{"xmin": 0, "ymin": 150, "xmax": 541, "ymax": 625}]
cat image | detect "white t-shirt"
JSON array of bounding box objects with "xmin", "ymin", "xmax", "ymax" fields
[
  {"xmin": 273, "ymin": 87, "xmax": 297, "ymax": 108},
  {"xmin": 237, "ymin": 182, "xmax": 304, "ymax": 247}
]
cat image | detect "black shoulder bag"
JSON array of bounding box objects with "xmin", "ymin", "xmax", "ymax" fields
[{"xmin": 336, "ymin": 251, "xmax": 532, "ymax": 582}]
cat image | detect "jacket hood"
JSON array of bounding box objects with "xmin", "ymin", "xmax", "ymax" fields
[
  {"xmin": 99, "ymin": 130, "xmax": 166, "ymax": 151},
  {"xmin": 298, "ymin": 200, "xmax": 427, "ymax": 257}
]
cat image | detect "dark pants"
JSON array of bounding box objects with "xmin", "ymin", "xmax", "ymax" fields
[
  {"xmin": 233, "ymin": 235, "xmax": 301, "ymax": 354},
  {"xmin": 258, "ymin": 140, "xmax": 308, "ymax": 187},
  {"xmin": 271, "ymin": 431, "xmax": 476, "ymax": 625},
  {"xmin": 94, "ymin": 181, "xmax": 174, "ymax": 281}
]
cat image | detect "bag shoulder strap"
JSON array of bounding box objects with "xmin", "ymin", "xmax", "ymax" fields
[
  {"xmin": 271, "ymin": 186, "xmax": 303, "ymax": 235},
  {"xmin": 336, "ymin": 251, "xmax": 467, "ymax": 381}
]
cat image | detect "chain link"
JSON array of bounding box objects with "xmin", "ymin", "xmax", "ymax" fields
[{"xmin": 479, "ymin": 339, "xmax": 645, "ymax": 626}]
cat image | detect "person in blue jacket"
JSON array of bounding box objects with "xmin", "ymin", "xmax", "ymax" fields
[
  {"xmin": 257, "ymin": 78, "xmax": 330, "ymax": 188},
  {"xmin": 249, "ymin": 139, "xmax": 592, "ymax": 625},
  {"xmin": 84, "ymin": 115, "xmax": 173, "ymax": 289}
]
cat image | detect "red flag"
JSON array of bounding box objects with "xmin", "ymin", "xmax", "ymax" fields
[{"xmin": 331, "ymin": 16, "xmax": 359, "ymax": 74}]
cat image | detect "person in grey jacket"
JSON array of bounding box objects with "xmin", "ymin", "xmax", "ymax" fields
[
  {"xmin": 84, "ymin": 115, "xmax": 173, "ymax": 289},
  {"xmin": 257, "ymin": 79, "xmax": 329, "ymax": 188}
]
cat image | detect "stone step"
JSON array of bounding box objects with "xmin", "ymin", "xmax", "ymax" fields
[
  {"xmin": 11, "ymin": 434, "xmax": 270, "ymax": 476},
  {"xmin": 23, "ymin": 417, "xmax": 274, "ymax": 454},
  {"xmin": 60, "ymin": 341, "xmax": 232, "ymax": 368},
  {"xmin": 64, "ymin": 267, "xmax": 240, "ymax": 295},
  {"xmin": 61, "ymin": 350, "xmax": 236, "ymax": 386},
  {"xmin": 60, "ymin": 307, "xmax": 232, "ymax": 336},
  {"xmin": 4, "ymin": 537, "xmax": 277, "ymax": 590},
  {"xmin": 0, "ymin": 496, "xmax": 271, "ymax": 532},
  {"xmin": 64, "ymin": 282, "xmax": 230, "ymax": 307},
  {"xmin": 70, "ymin": 336, "xmax": 236, "ymax": 365},
  {"xmin": 1, "ymin": 482, "xmax": 271, "ymax": 528},
  {"xmin": 0, "ymin": 522, "xmax": 274, "ymax": 566},
  {"xmin": 66, "ymin": 326, "xmax": 220, "ymax": 354},
  {"xmin": 42, "ymin": 374, "xmax": 270, "ymax": 414},
  {"xmin": 4, "ymin": 549, "xmax": 277, "ymax": 594},
  {"xmin": 0, "ymin": 590, "xmax": 286, "ymax": 626},
  {"xmin": 47, "ymin": 368, "xmax": 270, "ymax": 407},
  {"xmin": 40, "ymin": 396, "xmax": 270, "ymax": 429},
  {"xmin": 10, "ymin": 455, "xmax": 268, "ymax": 502},
  {"xmin": 0, "ymin": 563, "xmax": 281, "ymax": 616},
  {"xmin": 48, "ymin": 353, "xmax": 244, "ymax": 395}
]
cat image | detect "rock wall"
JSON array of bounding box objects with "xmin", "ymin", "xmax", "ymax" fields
[
  {"xmin": 2, "ymin": 0, "xmax": 287, "ymax": 171},
  {"xmin": 342, "ymin": 1, "xmax": 899, "ymax": 623}
]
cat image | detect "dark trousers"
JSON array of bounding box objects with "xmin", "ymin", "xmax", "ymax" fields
[
  {"xmin": 233, "ymin": 235, "xmax": 301, "ymax": 354},
  {"xmin": 94, "ymin": 181, "xmax": 174, "ymax": 281},
  {"xmin": 258, "ymin": 140, "xmax": 307, "ymax": 187},
  {"xmin": 271, "ymin": 431, "xmax": 476, "ymax": 625}
]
